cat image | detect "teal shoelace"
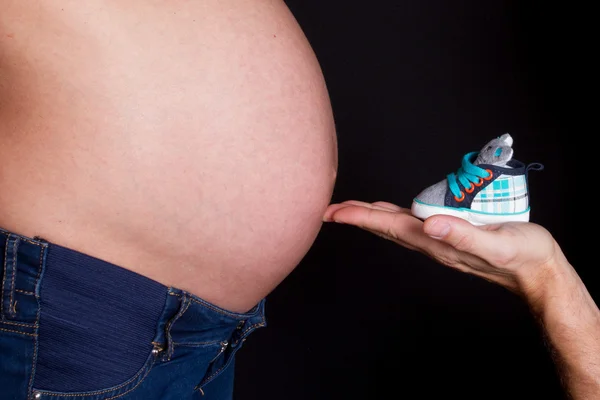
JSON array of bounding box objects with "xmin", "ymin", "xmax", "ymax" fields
[{"xmin": 446, "ymin": 152, "xmax": 493, "ymax": 201}]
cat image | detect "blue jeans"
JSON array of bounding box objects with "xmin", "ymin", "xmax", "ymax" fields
[{"xmin": 0, "ymin": 226, "xmax": 266, "ymax": 400}]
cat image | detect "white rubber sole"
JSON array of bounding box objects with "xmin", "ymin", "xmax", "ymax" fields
[{"xmin": 411, "ymin": 200, "xmax": 530, "ymax": 226}]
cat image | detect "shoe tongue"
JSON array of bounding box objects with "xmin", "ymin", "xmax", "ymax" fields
[{"xmin": 474, "ymin": 133, "xmax": 514, "ymax": 166}]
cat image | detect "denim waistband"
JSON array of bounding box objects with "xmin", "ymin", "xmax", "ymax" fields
[{"xmin": 0, "ymin": 226, "xmax": 266, "ymax": 395}]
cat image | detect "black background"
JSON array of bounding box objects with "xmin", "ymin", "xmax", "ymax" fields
[{"xmin": 236, "ymin": 1, "xmax": 586, "ymax": 399}]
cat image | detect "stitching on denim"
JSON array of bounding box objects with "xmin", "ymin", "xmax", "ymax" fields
[
  {"xmin": 0, "ymin": 319, "xmax": 34, "ymax": 327},
  {"xmin": 240, "ymin": 322, "xmax": 266, "ymax": 337},
  {"xmin": 165, "ymin": 295, "xmax": 191, "ymax": 361},
  {"xmin": 197, "ymin": 359, "xmax": 228, "ymax": 388},
  {"xmin": 232, "ymin": 322, "xmax": 266, "ymax": 346},
  {"xmin": 102, "ymin": 367, "xmax": 154, "ymax": 400},
  {"xmin": 169, "ymin": 292, "xmax": 263, "ymax": 320},
  {"xmin": 37, "ymin": 354, "xmax": 157, "ymax": 398},
  {"xmin": 170, "ymin": 297, "xmax": 191, "ymax": 358},
  {"xmin": 173, "ymin": 340, "xmax": 222, "ymax": 347},
  {"xmin": 0, "ymin": 231, "xmax": 48, "ymax": 247},
  {"xmin": 188, "ymin": 297, "xmax": 250, "ymax": 319},
  {"xmin": 0, "ymin": 326, "xmax": 36, "ymax": 337},
  {"xmin": 1, "ymin": 235, "xmax": 10, "ymax": 317},
  {"xmin": 9, "ymin": 237, "xmax": 19, "ymax": 315},
  {"xmin": 16, "ymin": 289, "xmax": 35, "ymax": 295},
  {"xmin": 198, "ymin": 321, "xmax": 266, "ymax": 389},
  {"xmin": 28, "ymin": 245, "xmax": 45, "ymax": 398}
]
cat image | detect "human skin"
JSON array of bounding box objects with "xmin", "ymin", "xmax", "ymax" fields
[
  {"xmin": 0, "ymin": 0, "xmax": 338, "ymax": 313},
  {"xmin": 324, "ymin": 200, "xmax": 600, "ymax": 400}
]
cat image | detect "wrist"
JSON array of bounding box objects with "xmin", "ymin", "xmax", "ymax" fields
[{"xmin": 517, "ymin": 243, "xmax": 577, "ymax": 314}]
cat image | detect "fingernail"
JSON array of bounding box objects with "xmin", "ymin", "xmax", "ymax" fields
[{"xmin": 425, "ymin": 219, "xmax": 450, "ymax": 239}]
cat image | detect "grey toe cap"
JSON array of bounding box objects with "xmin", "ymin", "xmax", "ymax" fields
[{"xmin": 414, "ymin": 179, "xmax": 447, "ymax": 206}]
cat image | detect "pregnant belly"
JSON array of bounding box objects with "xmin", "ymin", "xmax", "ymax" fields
[{"xmin": 0, "ymin": 0, "xmax": 337, "ymax": 312}]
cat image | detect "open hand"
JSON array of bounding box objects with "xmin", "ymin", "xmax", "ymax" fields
[{"xmin": 323, "ymin": 200, "xmax": 565, "ymax": 298}]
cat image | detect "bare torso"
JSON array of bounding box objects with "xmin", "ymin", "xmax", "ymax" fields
[{"xmin": 0, "ymin": 0, "xmax": 337, "ymax": 312}]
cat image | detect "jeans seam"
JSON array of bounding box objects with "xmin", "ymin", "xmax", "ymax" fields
[
  {"xmin": 231, "ymin": 321, "xmax": 266, "ymax": 347},
  {"xmin": 239, "ymin": 322, "xmax": 266, "ymax": 338},
  {"xmin": 196, "ymin": 321, "xmax": 266, "ymax": 390},
  {"xmin": 169, "ymin": 290, "xmax": 264, "ymax": 320},
  {"xmin": 0, "ymin": 326, "xmax": 36, "ymax": 337},
  {"xmin": 28, "ymin": 244, "xmax": 46, "ymax": 399},
  {"xmin": 9, "ymin": 237, "xmax": 19, "ymax": 315},
  {"xmin": 1, "ymin": 236, "xmax": 21, "ymax": 318},
  {"xmin": 1, "ymin": 234, "xmax": 10, "ymax": 318},
  {"xmin": 187, "ymin": 297, "xmax": 255, "ymax": 320},
  {"xmin": 101, "ymin": 360, "xmax": 155, "ymax": 400},
  {"xmin": 173, "ymin": 340, "xmax": 222, "ymax": 347},
  {"xmin": 35, "ymin": 353, "xmax": 157, "ymax": 398},
  {"xmin": 0, "ymin": 230, "xmax": 47, "ymax": 247},
  {"xmin": 0, "ymin": 319, "xmax": 35, "ymax": 327},
  {"xmin": 165, "ymin": 295, "xmax": 191, "ymax": 361}
]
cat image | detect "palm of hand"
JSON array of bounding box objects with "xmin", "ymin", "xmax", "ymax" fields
[{"xmin": 323, "ymin": 200, "xmax": 559, "ymax": 295}]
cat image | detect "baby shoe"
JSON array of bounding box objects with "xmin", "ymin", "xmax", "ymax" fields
[{"xmin": 411, "ymin": 134, "xmax": 544, "ymax": 225}]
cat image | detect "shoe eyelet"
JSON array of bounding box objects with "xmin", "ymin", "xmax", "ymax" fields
[
  {"xmin": 483, "ymin": 169, "xmax": 494, "ymax": 181},
  {"xmin": 474, "ymin": 177, "xmax": 484, "ymax": 187},
  {"xmin": 465, "ymin": 183, "xmax": 475, "ymax": 194},
  {"xmin": 454, "ymin": 191, "xmax": 465, "ymax": 202}
]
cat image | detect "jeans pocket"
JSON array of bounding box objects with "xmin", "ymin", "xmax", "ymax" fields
[{"xmin": 31, "ymin": 343, "xmax": 161, "ymax": 400}]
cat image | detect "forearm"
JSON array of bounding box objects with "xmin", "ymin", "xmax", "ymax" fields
[{"xmin": 525, "ymin": 254, "xmax": 600, "ymax": 400}]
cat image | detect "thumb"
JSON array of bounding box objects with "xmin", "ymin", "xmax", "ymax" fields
[{"xmin": 422, "ymin": 215, "xmax": 499, "ymax": 258}]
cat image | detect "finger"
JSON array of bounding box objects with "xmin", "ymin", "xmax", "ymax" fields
[
  {"xmin": 340, "ymin": 200, "xmax": 374, "ymax": 206},
  {"xmin": 371, "ymin": 201, "xmax": 405, "ymax": 212},
  {"xmin": 422, "ymin": 215, "xmax": 506, "ymax": 261},
  {"xmin": 340, "ymin": 200, "xmax": 405, "ymax": 211},
  {"xmin": 340, "ymin": 199, "xmax": 405, "ymax": 212},
  {"xmin": 323, "ymin": 201, "xmax": 401, "ymax": 222},
  {"xmin": 333, "ymin": 207, "xmax": 442, "ymax": 254},
  {"xmin": 330, "ymin": 205, "xmax": 474, "ymax": 264},
  {"xmin": 327, "ymin": 204, "xmax": 428, "ymax": 244},
  {"xmin": 323, "ymin": 203, "xmax": 352, "ymax": 221},
  {"xmin": 327, "ymin": 204, "xmax": 405, "ymax": 231},
  {"xmin": 363, "ymin": 227, "xmax": 421, "ymax": 251}
]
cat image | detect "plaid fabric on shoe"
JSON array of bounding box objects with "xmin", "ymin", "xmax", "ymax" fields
[{"xmin": 411, "ymin": 134, "xmax": 544, "ymax": 225}]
